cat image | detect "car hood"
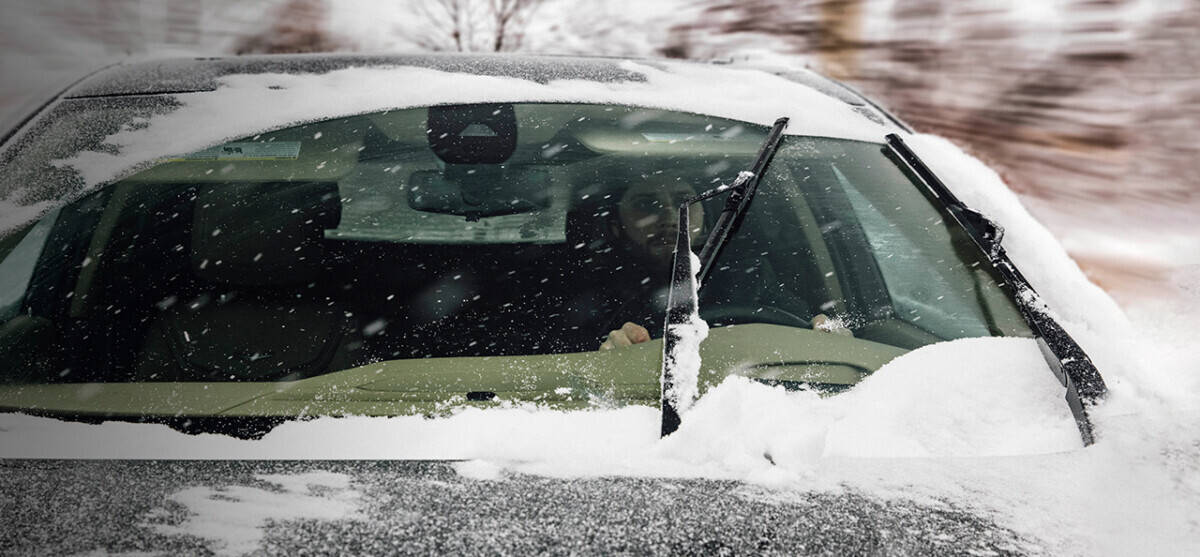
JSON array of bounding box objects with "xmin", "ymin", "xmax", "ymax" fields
[{"xmin": 0, "ymin": 459, "xmax": 1037, "ymax": 555}]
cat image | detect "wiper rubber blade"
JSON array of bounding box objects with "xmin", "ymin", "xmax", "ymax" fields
[
  {"xmin": 885, "ymin": 133, "xmax": 1107, "ymax": 446},
  {"xmin": 695, "ymin": 117, "xmax": 790, "ymax": 285}
]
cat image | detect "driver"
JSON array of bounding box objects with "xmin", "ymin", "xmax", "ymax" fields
[
  {"xmin": 597, "ymin": 179, "xmax": 703, "ymax": 350},
  {"xmin": 595, "ymin": 180, "xmax": 852, "ymax": 350}
]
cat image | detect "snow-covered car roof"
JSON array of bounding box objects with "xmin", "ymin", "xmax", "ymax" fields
[
  {"xmin": 63, "ymin": 53, "xmax": 889, "ymax": 118},
  {"xmin": 32, "ymin": 54, "xmax": 903, "ymax": 188}
]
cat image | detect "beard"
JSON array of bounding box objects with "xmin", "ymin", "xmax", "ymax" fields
[{"xmin": 642, "ymin": 237, "xmax": 675, "ymax": 262}]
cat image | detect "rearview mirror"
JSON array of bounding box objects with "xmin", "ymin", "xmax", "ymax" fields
[
  {"xmin": 427, "ymin": 104, "xmax": 518, "ymax": 164},
  {"xmin": 408, "ymin": 166, "xmax": 551, "ymax": 219}
]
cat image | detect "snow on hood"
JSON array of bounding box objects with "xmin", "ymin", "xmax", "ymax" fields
[
  {"xmin": 55, "ymin": 60, "xmax": 887, "ymax": 188},
  {"xmin": 149, "ymin": 471, "xmax": 362, "ymax": 556}
]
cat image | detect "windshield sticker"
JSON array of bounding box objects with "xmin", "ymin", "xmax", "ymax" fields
[
  {"xmin": 326, "ymin": 208, "xmax": 567, "ymax": 244},
  {"xmin": 169, "ymin": 141, "xmax": 302, "ymax": 161},
  {"xmin": 641, "ymin": 133, "xmax": 734, "ymax": 143}
]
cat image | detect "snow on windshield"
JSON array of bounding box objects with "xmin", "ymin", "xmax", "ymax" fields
[
  {"xmin": 0, "ymin": 338, "xmax": 1084, "ymax": 463},
  {"xmin": 55, "ymin": 61, "xmax": 883, "ymax": 189}
]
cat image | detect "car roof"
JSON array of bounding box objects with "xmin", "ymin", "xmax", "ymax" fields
[
  {"xmin": 59, "ymin": 53, "xmax": 908, "ymax": 135},
  {"xmin": 66, "ymin": 54, "xmax": 654, "ymax": 97},
  {"xmin": 64, "ymin": 53, "xmax": 850, "ymax": 99},
  {"xmin": 18, "ymin": 53, "xmax": 913, "ymax": 189}
]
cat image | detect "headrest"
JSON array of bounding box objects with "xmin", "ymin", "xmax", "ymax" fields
[
  {"xmin": 564, "ymin": 185, "xmax": 714, "ymax": 257},
  {"xmin": 191, "ymin": 182, "xmax": 341, "ymax": 286},
  {"xmin": 565, "ymin": 194, "xmax": 619, "ymax": 255}
]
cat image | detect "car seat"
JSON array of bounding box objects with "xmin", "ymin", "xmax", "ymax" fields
[{"xmin": 136, "ymin": 181, "xmax": 364, "ymax": 381}]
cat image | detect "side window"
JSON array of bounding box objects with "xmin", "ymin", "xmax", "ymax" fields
[
  {"xmin": 827, "ymin": 158, "xmax": 1026, "ymax": 339},
  {"xmin": 0, "ymin": 191, "xmax": 107, "ymax": 383},
  {"xmin": 833, "ymin": 165, "xmax": 991, "ymax": 337},
  {"xmin": 0, "ymin": 209, "xmax": 60, "ymax": 321}
]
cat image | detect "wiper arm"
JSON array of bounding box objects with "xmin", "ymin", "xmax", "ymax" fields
[
  {"xmin": 885, "ymin": 133, "xmax": 1107, "ymax": 446},
  {"xmin": 659, "ymin": 117, "xmax": 789, "ymax": 437}
]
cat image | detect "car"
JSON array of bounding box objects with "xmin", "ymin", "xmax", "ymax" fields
[{"xmin": 0, "ymin": 53, "xmax": 1111, "ymax": 554}]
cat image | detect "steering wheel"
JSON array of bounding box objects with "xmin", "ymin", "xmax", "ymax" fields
[{"xmin": 699, "ymin": 304, "xmax": 810, "ymax": 329}]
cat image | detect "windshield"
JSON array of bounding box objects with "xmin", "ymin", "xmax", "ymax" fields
[
  {"xmin": 704, "ymin": 137, "xmax": 1030, "ymax": 346},
  {"xmin": 0, "ymin": 102, "xmax": 1030, "ymax": 422}
]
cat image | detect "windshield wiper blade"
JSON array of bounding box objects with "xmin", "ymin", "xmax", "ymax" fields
[
  {"xmin": 659, "ymin": 117, "xmax": 789, "ymax": 437},
  {"xmin": 885, "ymin": 133, "xmax": 1107, "ymax": 446},
  {"xmin": 695, "ymin": 117, "xmax": 790, "ymax": 285}
]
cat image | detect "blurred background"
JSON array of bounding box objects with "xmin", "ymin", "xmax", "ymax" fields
[{"xmin": 1, "ymin": 0, "xmax": 1197, "ymax": 307}]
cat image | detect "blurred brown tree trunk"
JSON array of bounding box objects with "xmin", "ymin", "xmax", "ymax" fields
[
  {"xmin": 234, "ymin": 0, "xmax": 354, "ymax": 55},
  {"xmin": 816, "ymin": 0, "xmax": 863, "ymax": 81}
]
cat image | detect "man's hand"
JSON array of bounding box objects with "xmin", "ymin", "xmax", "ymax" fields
[
  {"xmin": 599, "ymin": 322, "xmax": 651, "ymax": 350},
  {"xmin": 812, "ymin": 313, "xmax": 854, "ymax": 337}
]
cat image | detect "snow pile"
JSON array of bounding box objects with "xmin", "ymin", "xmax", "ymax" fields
[
  {"xmin": 658, "ymin": 337, "xmax": 1079, "ymax": 476},
  {"xmin": 0, "ymin": 337, "xmax": 1080, "ymax": 463},
  {"xmin": 904, "ymin": 134, "xmax": 1143, "ymax": 418}
]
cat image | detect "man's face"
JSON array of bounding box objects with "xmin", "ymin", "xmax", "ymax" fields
[{"xmin": 616, "ymin": 181, "xmax": 705, "ymax": 263}]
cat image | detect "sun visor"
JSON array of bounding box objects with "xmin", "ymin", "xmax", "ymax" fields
[{"xmin": 123, "ymin": 125, "xmax": 362, "ymax": 183}]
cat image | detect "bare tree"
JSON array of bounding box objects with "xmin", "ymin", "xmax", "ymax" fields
[
  {"xmin": 406, "ymin": 0, "xmax": 545, "ymax": 52},
  {"xmin": 490, "ymin": 0, "xmax": 543, "ymax": 51},
  {"xmin": 411, "ymin": 0, "xmax": 476, "ymax": 51}
]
